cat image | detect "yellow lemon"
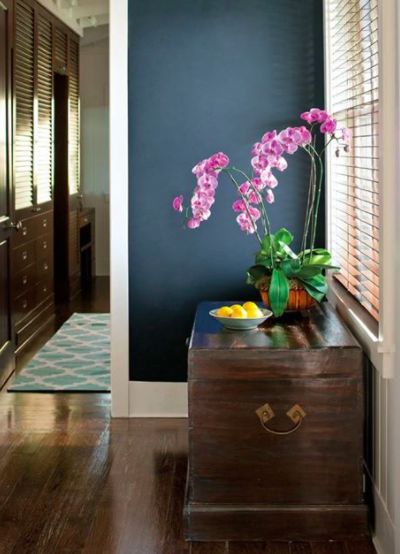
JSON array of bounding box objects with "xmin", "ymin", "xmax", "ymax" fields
[
  {"xmin": 243, "ymin": 302, "xmax": 259, "ymax": 312},
  {"xmin": 243, "ymin": 301, "xmax": 263, "ymax": 318},
  {"xmin": 230, "ymin": 304, "xmax": 247, "ymax": 318},
  {"xmin": 217, "ymin": 306, "xmax": 233, "ymax": 317},
  {"xmin": 246, "ymin": 308, "xmax": 263, "ymax": 318}
]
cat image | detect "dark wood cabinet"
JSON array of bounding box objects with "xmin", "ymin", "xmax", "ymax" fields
[
  {"xmin": 185, "ymin": 302, "xmax": 369, "ymax": 541},
  {"xmin": 12, "ymin": 209, "xmax": 54, "ymax": 352},
  {"xmin": 0, "ymin": 0, "xmax": 15, "ymax": 387},
  {"xmin": 79, "ymin": 207, "xmax": 95, "ymax": 287},
  {"xmin": 8, "ymin": 0, "xmax": 81, "ymax": 358}
]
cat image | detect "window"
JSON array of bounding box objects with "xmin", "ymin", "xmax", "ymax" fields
[{"xmin": 325, "ymin": 0, "xmax": 379, "ymax": 320}]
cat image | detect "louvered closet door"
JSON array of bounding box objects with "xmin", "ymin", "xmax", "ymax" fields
[
  {"xmin": 15, "ymin": 0, "xmax": 34, "ymax": 211},
  {"xmin": 69, "ymin": 39, "xmax": 80, "ymax": 195},
  {"xmin": 36, "ymin": 14, "xmax": 53, "ymax": 205},
  {"xmin": 54, "ymin": 26, "xmax": 68, "ymax": 73}
]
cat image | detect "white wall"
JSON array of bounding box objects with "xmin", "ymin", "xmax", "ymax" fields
[
  {"xmin": 80, "ymin": 26, "xmax": 110, "ymax": 276},
  {"xmin": 371, "ymin": 368, "xmax": 398, "ymax": 554}
]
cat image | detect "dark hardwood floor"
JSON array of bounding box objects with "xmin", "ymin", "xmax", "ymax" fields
[{"xmin": 0, "ymin": 278, "xmax": 377, "ymax": 553}]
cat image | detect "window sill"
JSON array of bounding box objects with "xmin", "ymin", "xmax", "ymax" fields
[{"xmin": 327, "ymin": 275, "xmax": 393, "ymax": 377}]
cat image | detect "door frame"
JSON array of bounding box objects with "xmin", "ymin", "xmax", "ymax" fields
[
  {"xmin": 0, "ymin": 0, "xmax": 16, "ymax": 387},
  {"xmin": 109, "ymin": 0, "xmax": 129, "ymax": 416}
]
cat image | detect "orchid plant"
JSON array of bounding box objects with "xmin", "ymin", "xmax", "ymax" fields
[{"xmin": 173, "ymin": 108, "xmax": 351, "ymax": 316}]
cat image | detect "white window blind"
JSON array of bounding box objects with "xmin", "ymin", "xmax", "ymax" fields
[{"xmin": 326, "ymin": 0, "xmax": 379, "ymax": 321}]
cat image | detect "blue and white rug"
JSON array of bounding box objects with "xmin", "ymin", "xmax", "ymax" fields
[{"xmin": 8, "ymin": 313, "xmax": 110, "ymax": 392}]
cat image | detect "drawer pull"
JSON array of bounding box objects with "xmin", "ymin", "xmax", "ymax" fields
[
  {"xmin": 255, "ymin": 403, "xmax": 306, "ymax": 436},
  {"xmin": 22, "ymin": 275, "xmax": 28, "ymax": 286},
  {"xmin": 22, "ymin": 251, "xmax": 28, "ymax": 261},
  {"xmin": 43, "ymin": 263, "xmax": 49, "ymax": 270},
  {"xmin": 22, "ymin": 300, "xmax": 28, "ymax": 309},
  {"xmin": 42, "ymin": 241, "xmax": 47, "ymax": 249},
  {"xmin": 42, "ymin": 219, "xmax": 47, "ymax": 228},
  {"xmin": 22, "ymin": 226, "xmax": 27, "ymax": 236}
]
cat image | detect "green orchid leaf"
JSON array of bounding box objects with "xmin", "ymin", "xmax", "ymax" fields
[
  {"xmin": 269, "ymin": 268, "xmax": 290, "ymax": 317},
  {"xmin": 261, "ymin": 234, "xmax": 274, "ymax": 252},
  {"xmin": 277, "ymin": 241, "xmax": 298, "ymax": 259},
  {"xmin": 299, "ymin": 248, "xmax": 333, "ymax": 266},
  {"xmin": 255, "ymin": 252, "xmax": 273, "ymax": 266},
  {"xmin": 297, "ymin": 266, "xmax": 324, "ymax": 279},
  {"xmin": 281, "ymin": 258, "xmax": 301, "ymax": 278},
  {"xmin": 274, "ymin": 227, "xmax": 294, "ymax": 246},
  {"xmin": 248, "ymin": 264, "xmax": 269, "ymax": 280},
  {"xmin": 301, "ymin": 274, "xmax": 329, "ymax": 303}
]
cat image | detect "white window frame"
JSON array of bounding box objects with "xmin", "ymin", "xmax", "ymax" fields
[{"xmin": 324, "ymin": 0, "xmax": 398, "ymax": 378}]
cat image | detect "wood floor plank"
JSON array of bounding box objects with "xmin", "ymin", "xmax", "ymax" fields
[
  {"xmin": 311, "ymin": 541, "xmax": 346, "ymax": 553},
  {"xmin": 0, "ymin": 435, "xmax": 57, "ymax": 554},
  {"xmin": 265, "ymin": 543, "xmax": 291, "ymax": 553},
  {"xmin": 345, "ymin": 538, "xmax": 376, "ymax": 554},
  {"xmin": 290, "ymin": 543, "xmax": 312, "ymax": 554},
  {"xmin": 190, "ymin": 543, "xmax": 227, "ymax": 553},
  {"xmin": 229, "ymin": 543, "xmax": 267, "ymax": 553}
]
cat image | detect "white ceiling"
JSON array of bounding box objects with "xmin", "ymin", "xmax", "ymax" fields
[{"xmin": 38, "ymin": 0, "xmax": 109, "ymax": 36}]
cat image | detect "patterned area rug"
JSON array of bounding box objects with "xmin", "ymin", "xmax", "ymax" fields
[{"xmin": 8, "ymin": 313, "xmax": 110, "ymax": 392}]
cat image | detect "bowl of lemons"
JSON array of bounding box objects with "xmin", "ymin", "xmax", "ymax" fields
[{"xmin": 210, "ymin": 302, "xmax": 272, "ymax": 331}]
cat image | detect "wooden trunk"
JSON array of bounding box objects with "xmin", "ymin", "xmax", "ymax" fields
[{"xmin": 185, "ymin": 301, "xmax": 369, "ymax": 541}]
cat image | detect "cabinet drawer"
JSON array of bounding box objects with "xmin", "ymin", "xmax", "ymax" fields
[
  {"xmin": 189, "ymin": 379, "xmax": 363, "ymax": 505},
  {"xmin": 37, "ymin": 257, "xmax": 53, "ymax": 280},
  {"xmin": 13, "ymin": 242, "xmax": 35, "ymax": 273},
  {"xmin": 36, "ymin": 235, "xmax": 52, "ymax": 258},
  {"xmin": 13, "ymin": 264, "xmax": 36, "ymax": 298},
  {"xmin": 14, "ymin": 212, "xmax": 53, "ymax": 247},
  {"xmin": 16, "ymin": 301, "xmax": 54, "ymax": 350},
  {"xmin": 14, "ymin": 288, "xmax": 37, "ymax": 325},
  {"xmin": 37, "ymin": 279, "xmax": 53, "ymax": 302},
  {"xmin": 37, "ymin": 213, "xmax": 51, "ymax": 234}
]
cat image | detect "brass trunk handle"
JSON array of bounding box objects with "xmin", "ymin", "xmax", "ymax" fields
[{"xmin": 255, "ymin": 403, "xmax": 306, "ymax": 436}]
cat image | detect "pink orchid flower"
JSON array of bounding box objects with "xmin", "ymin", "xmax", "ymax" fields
[
  {"xmin": 265, "ymin": 189, "xmax": 275, "ymax": 204},
  {"xmin": 174, "ymin": 108, "xmax": 349, "ymax": 237},
  {"xmin": 232, "ymin": 199, "xmax": 247, "ymax": 213},
  {"xmin": 260, "ymin": 169, "xmax": 278, "ymax": 188},
  {"xmin": 251, "ymin": 177, "xmax": 265, "ymax": 191},
  {"xmin": 301, "ymin": 108, "xmax": 328, "ymax": 124},
  {"xmin": 172, "ymin": 195, "xmax": 184, "ymax": 212},
  {"xmin": 239, "ymin": 181, "xmax": 251, "ymax": 195},
  {"xmin": 187, "ymin": 218, "xmax": 201, "ymax": 229},
  {"xmin": 251, "ymin": 155, "xmax": 268, "ymax": 174},
  {"xmin": 341, "ymin": 127, "xmax": 352, "ymax": 143},
  {"xmin": 320, "ymin": 117, "xmax": 337, "ymax": 134}
]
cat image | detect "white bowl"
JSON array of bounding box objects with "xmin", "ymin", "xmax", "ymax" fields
[{"xmin": 209, "ymin": 308, "xmax": 273, "ymax": 331}]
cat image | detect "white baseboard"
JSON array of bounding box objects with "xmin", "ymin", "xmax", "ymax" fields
[
  {"xmin": 372, "ymin": 484, "xmax": 395, "ymax": 554},
  {"xmin": 129, "ymin": 381, "xmax": 188, "ymax": 417}
]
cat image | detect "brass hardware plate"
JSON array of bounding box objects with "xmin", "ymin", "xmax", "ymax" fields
[
  {"xmin": 287, "ymin": 404, "xmax": 306, "ymax": 424},
  {"xmin": 255, "ymin": 403, "xmax": 275, "ymax": 424}
]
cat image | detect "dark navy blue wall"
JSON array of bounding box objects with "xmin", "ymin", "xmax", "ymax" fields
[{"xmin": 128, "ymin": 0, "xmax": 324, "ymax": 381}]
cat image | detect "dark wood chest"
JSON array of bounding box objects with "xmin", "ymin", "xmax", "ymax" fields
[{"xmin": 184, "ymin": 301, "xmax": 369, "ymax": 541}]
